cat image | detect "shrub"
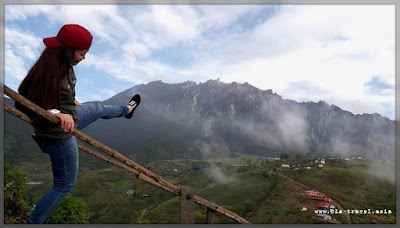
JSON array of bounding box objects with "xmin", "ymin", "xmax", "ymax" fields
[
  {"xmin": 4, "ymin": 164, "xmax": 32, "ymax": 224},
  {"xmin": 45, "ymin": 196, "xmax": 89, "ymax": 224}
]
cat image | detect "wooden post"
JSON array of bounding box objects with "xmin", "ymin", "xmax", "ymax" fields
[
  {"xmin": 180, "ymin": 188, "xmax": 195, "ymax": 224},
  {"xmin": 206, "ymin": 206, "xmax": 215, "ymax": 224}
]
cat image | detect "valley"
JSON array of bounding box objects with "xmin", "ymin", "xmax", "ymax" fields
[{"xmin": 20, "ymin": 154, "xmax": 395, "ymax": 224}]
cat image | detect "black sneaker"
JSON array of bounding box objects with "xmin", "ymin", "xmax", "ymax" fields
[{"xmin": 126, "ymin": 94, "xmax": 141, "ymax": 119}]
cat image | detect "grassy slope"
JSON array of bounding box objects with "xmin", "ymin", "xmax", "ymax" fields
[
  {"xmin": 278, "ymin": 159, "xmax": 396, "ymax": 224},
  {"xmin": 23, "ymin": 155, "xmax": 395, "ymax": 224}
]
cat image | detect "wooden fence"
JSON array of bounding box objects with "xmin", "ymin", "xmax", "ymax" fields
[{"xmin": 4, "ymin": 85, "xmax": 250, "ymax": 224}]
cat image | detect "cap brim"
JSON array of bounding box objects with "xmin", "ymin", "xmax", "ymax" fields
[{"xmin": 43, "ymin": 37, "xmax": 63, "ymax": 48}]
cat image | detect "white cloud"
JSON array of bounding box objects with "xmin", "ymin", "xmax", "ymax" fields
[
  {"xmin": 4, "ymin": 5, "xmax": 394, "ymax": 119},
  {"xmin": 5, "ymin": 28, "xmax": 42, "ymax": 59},
  {"xmin": 189, "ymin": 5, "xmax": 394, "ymax": 118},
  {"xmin": 5, "ymin": 5, "xmax": 55, "ymax": 21},
  {"xmin": 5, "ymin": 49, "xmax": 27, "ymax": 80},
  {"xmin": 88, "ymin": 88, "xmax": 117, "ymax": 102},
  {"xmin": 5, "ymin": 28, "xmax": 42, "ymax": 80}
]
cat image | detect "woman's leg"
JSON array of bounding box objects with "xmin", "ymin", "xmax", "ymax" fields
[
  {"xmin": 76, "ymin": 102, "xmax": 129, "ymax": 130},
  {"xmin": 27, "ymin": 136, "xmax": 79, "ymax": 224}
]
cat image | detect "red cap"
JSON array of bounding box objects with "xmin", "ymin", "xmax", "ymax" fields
[{"xmin": 43, "ymin": 24, "xmax": 93, "ymax": 50}]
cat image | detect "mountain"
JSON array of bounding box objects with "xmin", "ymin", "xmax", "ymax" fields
[
  {"xmin": 4, "ymin": 79, "xmax": 395, "ymax": 167},
  {"xmin": 84, "ymin": 79, "xmax": 395, "ymax": 162}
]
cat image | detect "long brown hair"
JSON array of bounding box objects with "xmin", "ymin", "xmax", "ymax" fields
[{"xmin": 18, "ymin": 45, "xmax": 75, "ymax": 110}]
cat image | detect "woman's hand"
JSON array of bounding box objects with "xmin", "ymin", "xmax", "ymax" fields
[{"xmin": 55, "ymin": 113, "xmax": 75, "ymax": 132}]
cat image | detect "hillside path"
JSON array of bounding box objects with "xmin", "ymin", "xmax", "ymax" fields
[{"xmin": 269, "ymin": 171, "xmax": 352, "ymax": 224}]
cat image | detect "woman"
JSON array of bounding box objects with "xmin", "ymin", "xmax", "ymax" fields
[{"xmin": 15, "ymin": 24, "xmax": 141, "ymax": 224}]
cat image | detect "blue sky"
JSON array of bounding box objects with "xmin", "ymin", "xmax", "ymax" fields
[{"xmin": 4, "ymin": 5, "xmax": 395, "ymax": 120}]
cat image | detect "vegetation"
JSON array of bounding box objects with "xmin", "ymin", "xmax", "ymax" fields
[
  {"xmin": 5, "ymin": 164, "xmax": 89, "ymax": 224},
  {"xmin": 278, "ymin": 159, "xmax": 396, "ymax": 224},
  {"xmin": 45, "ymin": 196, "xmax": 89, "ymax": 224},
  {"xmin": 4, "ymin": 164, "xmax": 32, "ymax": 224},
  {"xmin": 10, "ymin": 154, "xmax": 396, "ymax": 224}
]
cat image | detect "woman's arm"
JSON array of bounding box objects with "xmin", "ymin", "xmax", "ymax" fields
[{"xmin": 47, "ymin": 109, "xmax": 75, "ymax": 132}]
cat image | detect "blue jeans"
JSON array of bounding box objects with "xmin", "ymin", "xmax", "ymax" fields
[{"xmin": 27, "ymin": 102, "xmax": 129, "ymax": 224}]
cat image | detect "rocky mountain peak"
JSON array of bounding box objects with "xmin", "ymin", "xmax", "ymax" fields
[{"xmin": 99, "ymin": 80, "xmax": 395, "ymax": 161}]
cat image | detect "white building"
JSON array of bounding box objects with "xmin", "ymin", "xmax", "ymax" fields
[{"xmin": 314, "ymin": 214, "xmax": 333, "ymax": 221}]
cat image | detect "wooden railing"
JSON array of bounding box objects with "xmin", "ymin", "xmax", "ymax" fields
[{"xmin": 3, "ymin": 85, "xmax": 251, "ymax": 224}]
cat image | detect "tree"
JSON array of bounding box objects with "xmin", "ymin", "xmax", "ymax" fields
[{"xmin": 280, "ymin": 153, "xmax": 290, "ymax": 160}]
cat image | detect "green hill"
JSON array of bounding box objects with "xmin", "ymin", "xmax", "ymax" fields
[{"xmin": 22, "ymin": 155, "xmax": 395, "ymax": 224}]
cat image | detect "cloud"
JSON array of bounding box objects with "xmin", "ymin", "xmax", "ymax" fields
[
  {"xmin": 133, "ymin": 5, "xmax": 200, "ymax": 49},
  {"xmin": 364, "ymin": 76, "xmax": 395, "ymax": 96},
  {"xmin": 5, "ymin": 5, "xmax": 55, "ymax": 21},
  {"xmin": 189, "ymin": 5, "xmax": 394, "ymax": 118},
  {"xmin": 4, "ymin": 5, "xmax": 394, "ymax": 119},
  {"xmin": 5, "ymin": 49, "xmax": 27, "ymax": 81},
  {"xmin": 204, "ymin": 162, "xmax": 236, "ymax": 185},
  {"xmin": 194, "ymin": 139, "xmax": 237, "ymax": 185},
  {"xmin": 367, "ymin": 161, "xmax": 395, "ymax": 184},
  {"xmin": 276, "ymin": 107, "xmax": 310, "ymax": 153},
  {"xmin": 5, "ymin": 28, "xmax": 42, "ymax": 80},
  {"xmin": 87, "ymin": 88, "xmax": 117, "ymax": 101}
]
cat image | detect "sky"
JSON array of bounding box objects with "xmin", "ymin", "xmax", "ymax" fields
[{"xmin": 4, "ymin": 4, "xmax": 395, "ymax": 120}]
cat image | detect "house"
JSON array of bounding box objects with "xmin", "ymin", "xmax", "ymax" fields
[
  {"xmin": 281, "ymin": 164, "xmax": 290, "ymax": 168},
  {"xmin": 313, "ymin": 214, "xmax": 333, "ymax": 221},
  {"xmin": 306, "ymin": 166, "xmax": 312, "ymax": 170},
  {"xmin": 323, "ymin": 197, "xmax": 331, "ymax": 202},
  {"xmin": 126, "ymin": 190, "xmax": 134, "ymax": 194},
  {"xmin": 304, "ymin": 190, "xmax": 331, "ymax": 202},
  {"xmin": 357, "ymin": 157, "xmax": 363, "ymax": 160},
  {"xmin": 318, "ymin": 202, "xmax": 335, "ymax": 210},
  {"xmin": 173, "ymin": 169, "xmax": 178, "ymax": 172},
  {"xmin": 300, "ymin": 207, "xmax": 307, "ymax": 212},
  {"xmin": 304, "ymin": 190, "xmax": 323, "ymax": 199},
  {"xmin": 318, "ymin": 164, "xmax": 324, "ymax": 168}
]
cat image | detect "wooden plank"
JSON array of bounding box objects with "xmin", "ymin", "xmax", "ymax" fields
[{"xmin": 180, "ymin": 188, "xmax": 195, "ymax": 224}]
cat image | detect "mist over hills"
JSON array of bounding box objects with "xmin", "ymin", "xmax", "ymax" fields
[
  {"xmin": 85, "ymin": 79, "xmax": 395, "ymax": 162},
  {"xmin": 5, "ymin": 79, "xmax": 395, "ymax": 166}
]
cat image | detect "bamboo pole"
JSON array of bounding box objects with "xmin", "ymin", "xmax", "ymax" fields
[
  {"xmin": 5, "ymin": 102, "xmax": 177, "ymax": 194},
  {"xmin": 4, "ymin": 85, "xmax": 180, "ymax": 193},
  {"xmin": 78, "ymin": 144, "xmax": 178, "ymax": 195},
  {"xmin": 4, "ymin": 85, "xmax": 251, "ymax": 224},
  {"xmin": 5, "ymin": 102, "xmax": 178, "ymax": 195}
]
